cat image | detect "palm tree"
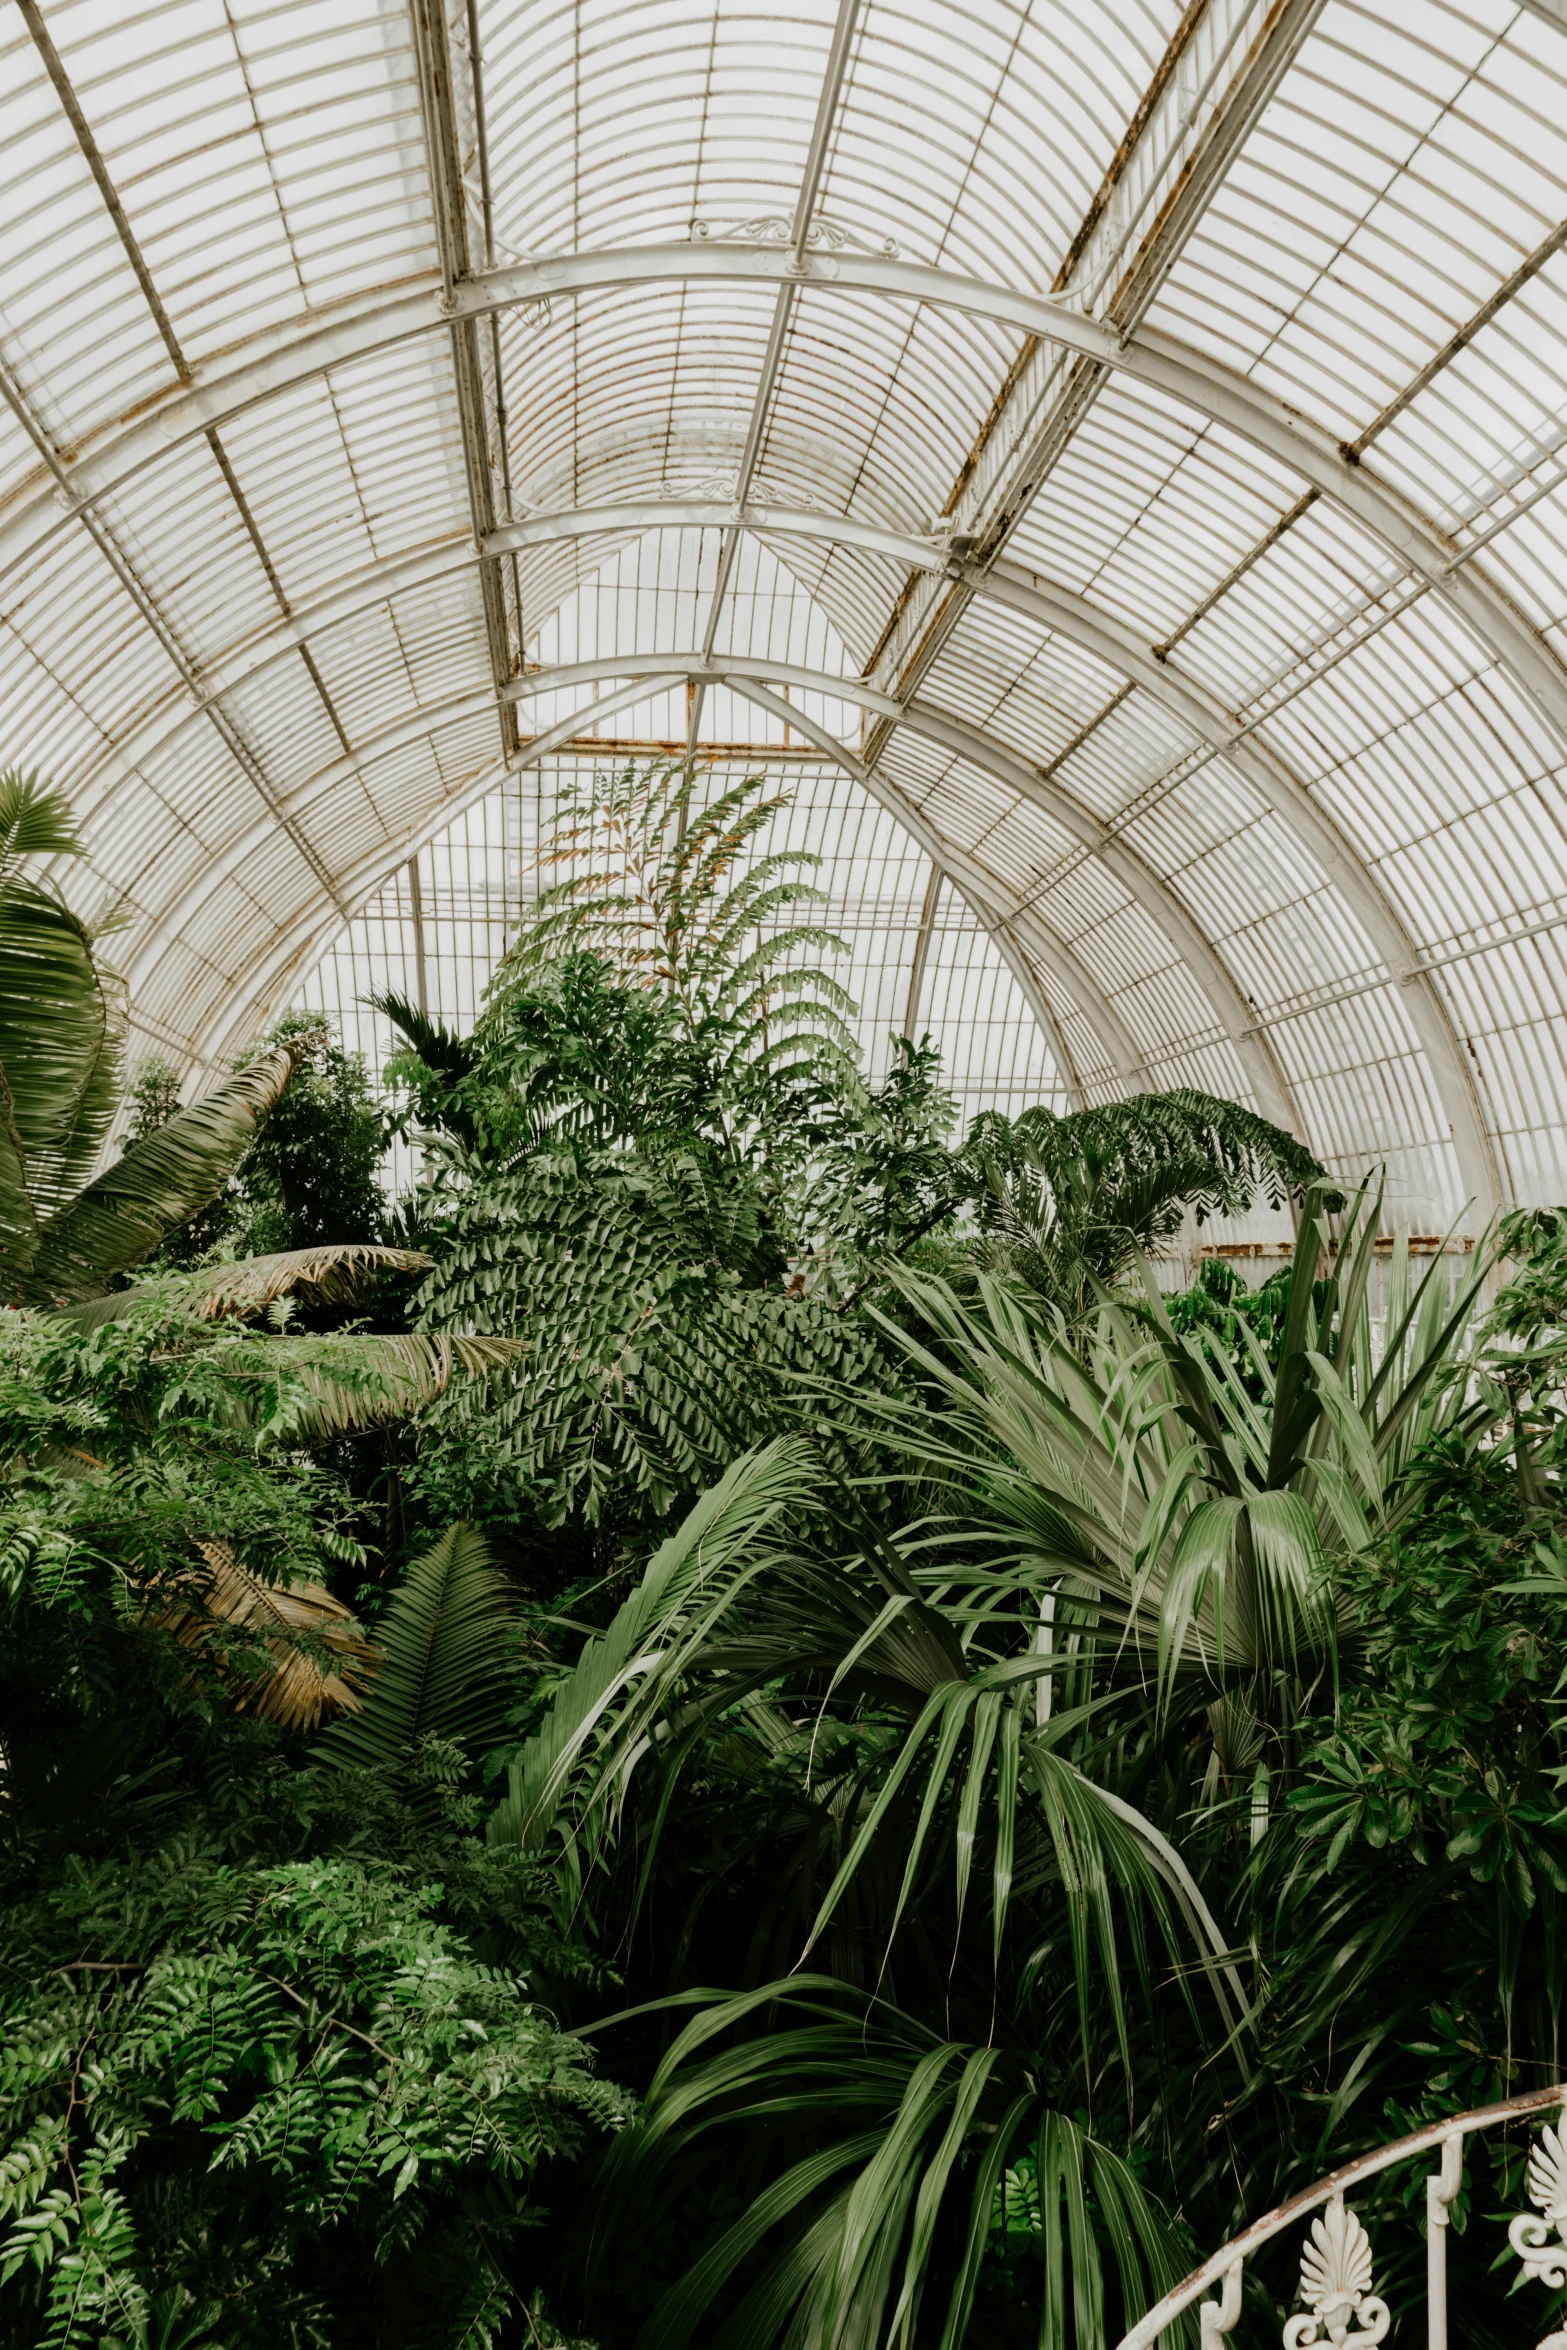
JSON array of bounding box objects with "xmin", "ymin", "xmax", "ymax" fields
[
  {"xmin": 961, "ymin": 1092, "xmax": 1331, "ymax": 1319},
  {"xmin": 0, "ymin": 771, "xmax": 295, "ymax": 1306},
  {"xmin": 472, "ymin": 1190, "xmax": 1501, "ymax": 2350}
]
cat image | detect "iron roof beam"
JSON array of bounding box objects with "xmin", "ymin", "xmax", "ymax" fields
[
  {"xmin": 685, "ymin": 0, "xmax": 863, "ymax": 751},
  {"xmin": 60, "ymin": 496, "xmax": 1499, "ymax": 1213},
  {"xmin": 860, "ymin": 0, "xmax": 1329, "ymax": 738},
  {"xmin": 407, "ymin": 0, "xmax": 521, "ymax": 760},
  {"xmin": 127, "ymin": 648, "xmax": 1303, "ymax": 1131},
  {"xmin": 199, "ymin": 676, "xmax": 1117, "ymax": 1104},
  {"xmin": 8, "ymin": 239, "xmax": 1563, "ymax": 782}
]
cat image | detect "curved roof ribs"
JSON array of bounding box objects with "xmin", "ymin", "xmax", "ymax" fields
[
  {"xmin": 7, "ymin": 0, "xmax": 1553, "ymax": 1217},
  {"xmin": 86, "ymin": 507, "xmax": 1498, "ymax": 1214}
]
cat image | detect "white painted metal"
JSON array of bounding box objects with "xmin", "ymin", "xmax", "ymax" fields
[
  {"xmin": 41, "ymin": 488, "xmax": 1495, "ymax": 1209},
  {"xmin": 6, "ymin": 245, "xmax": 1560, "ymax": 760},
  {"xmin": 684, "ymin": 0, "xmax": 863, "ymax": 754},
  {"xmin": 9, "ymin": 0, "xmax": 1567, "ymax": 1219},
  {"xmin": 1115, "ymin": 2086, "xmax": 1567, "ymax": 2350}
]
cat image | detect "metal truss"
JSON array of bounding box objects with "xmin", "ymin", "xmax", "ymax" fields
[
  {"xmin": 683, "ymin": 0, "xmax": 864, "ymax": 754},
  {"xmin": 407, "ymin": 0, "xmax": 523, "ymax": 761},
  {"xmin": 11, "ymin": 239, "xmax": 1566, "ymax": 785},
  {"xmin": 200, "ymin": 674, "xmax": 1120, "ymax": 1101},
  {"xmin": 860, "ymin": 0, "xmax": 1329, "ymax": 742},
  {"xmin": 77, "ymin": 498, "xmax": 1501, "ymax": 1217},
  {"xmin": 132, "ymin": 644, "xmax": 1317, "ymax": 1125}
]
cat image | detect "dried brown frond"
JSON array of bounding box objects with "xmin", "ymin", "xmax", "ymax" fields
[{"xmin": 164, "ymin": 1541, "xmax": 382, "ymax": 1732}]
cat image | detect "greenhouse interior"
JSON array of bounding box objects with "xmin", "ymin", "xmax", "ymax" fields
[{"xmin": 15, "ymin": 0, "xmax": 1567, "ymax": 2341}]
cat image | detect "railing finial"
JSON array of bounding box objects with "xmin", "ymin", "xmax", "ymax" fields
[{"xmin": 1283, "ymin": 2195, "xmax": 1390, "ymax": 2350}]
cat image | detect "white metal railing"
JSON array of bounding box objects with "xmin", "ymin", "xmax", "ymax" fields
[{"xmin": 1115, "ymin": 2084, "xmax": 1567, "ymax": 2350}]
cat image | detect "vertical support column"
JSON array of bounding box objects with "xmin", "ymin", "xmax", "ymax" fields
[
  {"xmin": 1427, "ymin": 2134, "xmax": 1463, "ymax": 2350},
  {"xmin": 901, "ymin": 864, "xmax": 942, "ymax": 1043},
  {"xmin": 408, "ymin": 854, "xmax": 430, "ymax": 1017}
]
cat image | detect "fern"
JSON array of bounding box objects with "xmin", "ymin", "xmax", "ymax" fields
[
  {"xmin": 315, "ymin": 1523, "xmax": 524, "ymax": 1768},
  {"xmin": 495, "ymin": 752, "xmax": 862, "ymax": 1129}
]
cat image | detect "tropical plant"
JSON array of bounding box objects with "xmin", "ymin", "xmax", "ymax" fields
[
  {"xmin": 962, "ymin": 1091, "xmax": 1330, "ymax": 1318},
  {"xmin": 0, "ymin": 1272, "xmax": 620, "ymax": 2349},
  {"xmin": 465, "ymin": 1178, "xmax": 1541, "ymax": 2350},
  {"xmin": 317, "ymin": 1521, "xmax": 526, "ymax": 1770},
  {"xmin": 0, "ymin": 1849, "xmax": 628, "ymax": 2350},
  {"xmin": 864, "ymin": 1182, "xmax": 1497, "ymax": 1756},
  {"xmin": 479, "ymin": 1421, "xmax": 1245, "ymax": 2349},
  {"xmin": 128, "ymin": 1012, "xmax": 390, "ymax": 1272},
  {"xmin": 0, "ymin": 773, "xmax": 299, "ymax": 1306},
  {"xmin": 225, "ymin": 1010, "xmax": 390, "ymax": 1253},
  {"xmin": 509, "ymin": 752, "xmax": 860, "ymax": 1135}
]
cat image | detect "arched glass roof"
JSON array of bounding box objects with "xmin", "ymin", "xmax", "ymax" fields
[{"xmin": 6, "ymin": 0, "xmax": 1567, "ymax": 1230}]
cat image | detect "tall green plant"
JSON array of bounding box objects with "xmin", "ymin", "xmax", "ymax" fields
[
  {"xmin": 508, "ymin": 753, "xmax": 860, "ymax": 1133},
  {"xmin": 963, "ymin": 1092, "xmax": 1330, "ymax": 1318},
  {"xmin": 0, "ymin": 774, "xmax": 298, "ymax": 1307}
]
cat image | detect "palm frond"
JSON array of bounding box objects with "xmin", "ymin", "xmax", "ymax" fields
[
  {"xmin": 259, "ymin": 1332, "xmax": 524, "ymax": 1441},
  {"xmin": 0, "ymin": 1062, "xmax": 40, "ymax": 1291},
  {"xmin": 368, "ymin": 991, "xmax": 475, "ymax": 1084},
  {"xmin": 25, "ymin": 1046, "xmax": 298, "ymax": 1304},
  {"xmin": 56, "ymin": 1242, "xmax": 431, "ymax": 1331},
  {"xmin": 0, "ymin": 831, "xmax": 121, "ymax": 1220},
  {"xmin": 315, "ymin": 1522, "xmax": 521, "ymax": 1767},
  {"xmin": 162, "ymin": 1541, "xmax": 379, "ymax": 1731},
  {"xmin": 0, "ymin": 768, "xmax": 85, "ymax": 874},
  {"xmin": 488, "ymin": 1440, "xmax": 816, "ymax": 1854},
  {"xmin": 964, "ymin": 1091, "xmax": 1331, "ymax": 1312},
  {"xmin": 592, "ymin": 1982, "xmax": 1189, "ymax": 2350}
]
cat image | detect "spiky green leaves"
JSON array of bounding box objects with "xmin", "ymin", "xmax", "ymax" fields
[
  {"xmin": 0, "ymin": 776, "xmax": 309, "ymax": 1305},
  {"xmin": 591, "ymin": 1984, "xmax": 1188, "ymax": 2350},
  {"xmin": 316, "ymin": 1522, "xmax": 525, "ymax": 1768},
  {"xmin": 22, "ymin": 1049, "xmax": 297, "ymax": 1304}
]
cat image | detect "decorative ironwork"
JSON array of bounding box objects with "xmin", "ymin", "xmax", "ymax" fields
[
  {"xmin": 1114, "ymin": 2087, "xmax": 1567, "ymax": 2350},
  {"xmin": 659, "ymin": 473, "xmax": 837, "ymax": 515},
  {"xmin": 691, "ymin": 213, "xmax": 900, "ymax": 259},
  {"xmin": 1199, "ymin": 2257, "xmax": 1242, "ymax": 2350},
  {"xmin": 1282, "ymin": 2197, "xmax": 1390, "ymax": 2350},
  {"xmin": 1508, "ymin": 2114, "xmax": 1567, "ymax": 2346},
  {"xmin": 1510, "ymin": 2119, "xmax": 1567, "ymax": 2285}
]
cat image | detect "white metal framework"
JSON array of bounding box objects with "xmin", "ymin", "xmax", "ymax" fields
[
  {"xmin": 7, "ymin": 0, "xmax": 1567, "ymax": 1223},
  {"xmin": 1114, "ymin": 2082, "xmax": 1567, "ymax": 2350}
]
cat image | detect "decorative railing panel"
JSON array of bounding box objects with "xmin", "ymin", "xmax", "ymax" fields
[{"xmin": 1116, "ymin": 2085, "xmax": 1567, "ymax": 2350}]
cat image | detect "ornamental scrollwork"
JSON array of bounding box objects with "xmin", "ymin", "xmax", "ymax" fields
[
  {"xmin": 1508, "ymin": 2115, "xmax": 1567, "ymax": 2350},
  {"xmin": 691, "ymin": 213, "xmax": 900, "ymax": 259},
  {"xmin": 1281, "ymin": 2197, "xmax": 1390, "ymax": 2350}
]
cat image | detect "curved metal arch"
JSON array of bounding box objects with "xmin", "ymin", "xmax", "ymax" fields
[
  {"xmin": 8, "ymin": 241, "xmax": 1566, "ymax": 775},
  {"xmin": 86, "ymin": 496, "xmax": 1491, "ymax": 1201},
  {"xmin": 134, "ymin": 647, "xmax": 1295, "ymax": 1124},
  {"xmin": 196, "ymin": 677, "xmax": 1117, "ymax": 1101},
  {"xmin": 716, "ymin": 673, "xmax": 1113, "ymax": 1100},
  {"xmin": 77, "ymin": 496, "xmax": 1495, "ymax": 1200},
  {"xmin": 122, "ymin": 669, "xmax": 680, "ymax": 1003}
]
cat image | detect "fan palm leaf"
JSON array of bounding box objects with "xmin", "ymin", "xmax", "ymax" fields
[
  {"xmin": 488, "ymin": 1439, "xmax": 817, "ymax": 1855},
  {"xmin": 591, "ymin": 1981, "xmax": 1190, "ymax": 2350},
  {"xmin": 253, "ymin": 1332, "xmax": 523, "ymax": 1443},
  {"xmin": 0, "ymin": 772, "xmax": 122, "ymax": 1266}
]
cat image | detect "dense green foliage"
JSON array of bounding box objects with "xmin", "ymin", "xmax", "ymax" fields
[
  {"xmin": 128, "ymin": 1013, "xmax": 388, "ymax": 1267},
  {"xmin": 0, "ymin": 774, "xmax": 297, "ymax": 1308},
  {"xmin": 7, "ymin": 756, "xmax": 1565, "ymax": 2350}
]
